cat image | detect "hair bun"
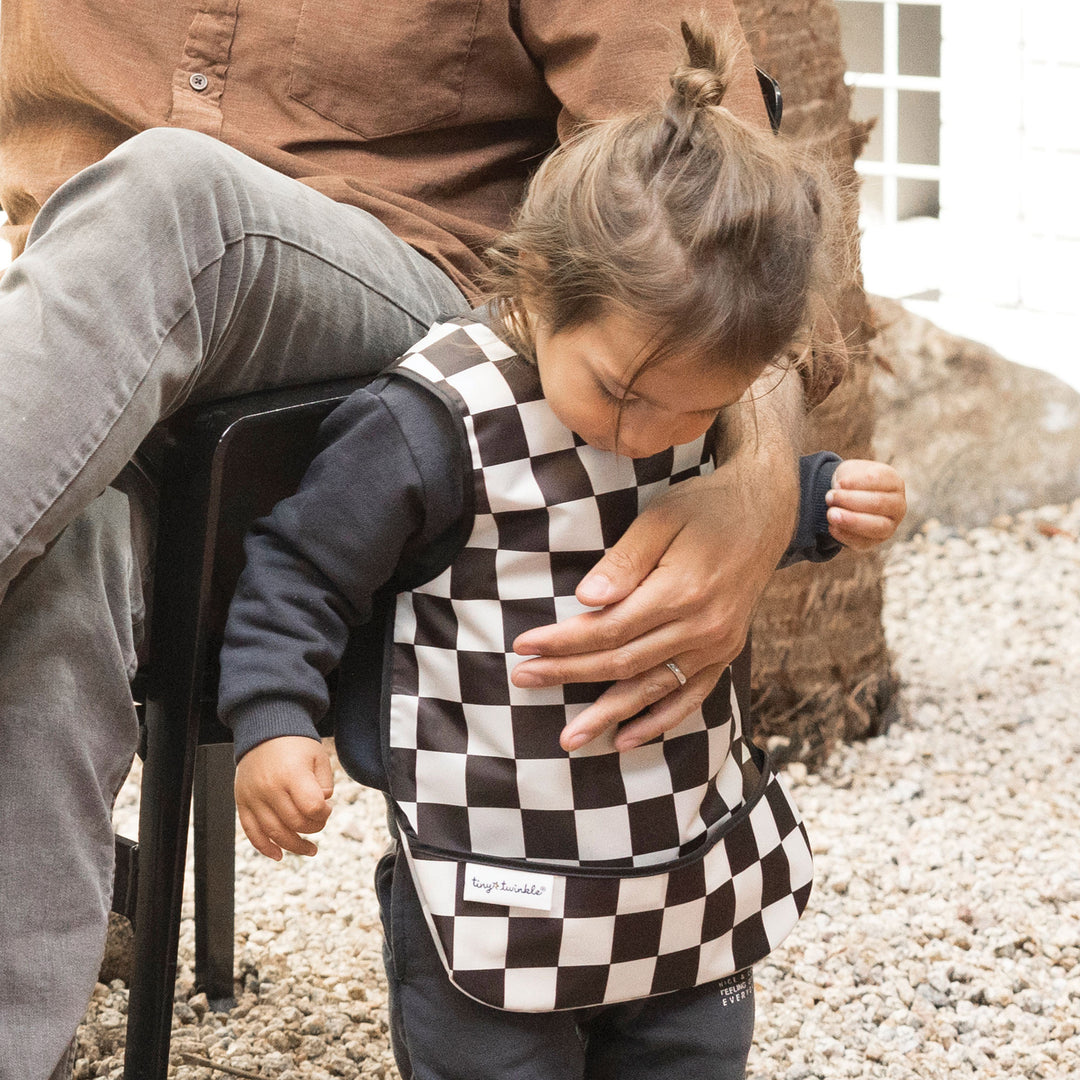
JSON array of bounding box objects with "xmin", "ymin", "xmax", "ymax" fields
[
  {"xmin": 670, "ymin": 68, "xmax": 728, "ymax": 109},
  {"xmin": 669, "ymin": 19, "xmax": 731, "ymax": 110}
]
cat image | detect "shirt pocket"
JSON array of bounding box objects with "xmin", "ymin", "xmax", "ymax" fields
[{"xmin": 288, "ymin": 0, "xmax": 483, "ymax": 139}]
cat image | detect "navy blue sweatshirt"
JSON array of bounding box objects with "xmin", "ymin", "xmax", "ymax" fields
[{"xmin": 218, "ymin": 373, "xmax": 841, "ymax": 777}]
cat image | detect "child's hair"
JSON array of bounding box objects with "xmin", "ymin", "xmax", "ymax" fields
[{"xmin": 485, "ymin": 18, "xmax": 836, "ymax": 383}]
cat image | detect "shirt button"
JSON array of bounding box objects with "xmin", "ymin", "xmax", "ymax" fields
[{"xmin": 189, "ymin": 73, "xmax": 209, "ymax": 92}]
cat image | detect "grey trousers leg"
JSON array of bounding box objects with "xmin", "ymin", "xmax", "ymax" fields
[
  {"xmin": 0, "ymin": 490, "xmax": 142, "ymax": 1080},
  {"xmin": 0, "ymin": 126, "xmax": 467, "ymax": 593},
  {"xmin": 0, "ymin": 127, "xmax": 467, "ymax": 1079},
  {"xmin": 46, "ymin": 1040, "xmax": 77, "ymax": 1080}
]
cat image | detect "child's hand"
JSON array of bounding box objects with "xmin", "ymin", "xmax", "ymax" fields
[
  {"xmin": 825, "ymin": 459, "xmax": 906, "ymax": 551},
  {"xmin": 234, "ymin": 736, "xmax": 335, "ymax": 860}
]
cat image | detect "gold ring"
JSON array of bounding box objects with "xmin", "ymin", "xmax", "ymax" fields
[{"xmin": 665, "ymin": 661, "xmax": 688, "ymax": 686}]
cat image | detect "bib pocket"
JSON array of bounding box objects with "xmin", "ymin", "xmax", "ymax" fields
[{"xmin": 399, "ymin": 746, "xmax": 813, "ymax": 1012}]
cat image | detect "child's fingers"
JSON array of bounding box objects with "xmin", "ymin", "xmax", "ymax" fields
[
  {"xmin": 238, "ymin": 788, "xmax": 326, "ymax": 859},
  {"xmin": 832, "ymin": 459, "xmax": 905, "ymax": 492},
  {"xmin": 273, "ymin": 829, "xmax": 320, "ymax": 858},
  {"xmin": 826, "ymin": 487, "xmax": 905, "ymax": 519},
  {"xmin": 237, "ymin": 804, "xmax": 286, "ymax": 861},
  {"xmin": 826, "ymin": 508, "xmax": 897, "ymax": 550},
  {"xmin": 283, "ymin": 781, "xmax": 333, "ymax": 833},
  {"xmin": 246, "ymin": 805, "xmax": 321, "ymax": 859},
  {"xmin": 270, "ymin": 787, "xmax": 330, "ymax": 853}
]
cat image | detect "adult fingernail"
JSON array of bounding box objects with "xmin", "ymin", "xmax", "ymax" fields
[{"xmin": 579, "ymin": 572, "xmax": 614, "ymax": 601}]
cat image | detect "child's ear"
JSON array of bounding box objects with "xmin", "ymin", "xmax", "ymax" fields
[{"xmin": 788, "ymin": 293, "xmax": 848, "ymax": 404}]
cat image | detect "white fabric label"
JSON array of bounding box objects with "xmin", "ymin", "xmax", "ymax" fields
[{"xmin": 463, "ymin": 863, "xmax": 556, "ymax": 911}]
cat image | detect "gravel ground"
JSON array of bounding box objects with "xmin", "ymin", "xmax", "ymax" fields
[{"xmin": 84, "ymin": 499, "xmax": 1080, "ymax": 1079}]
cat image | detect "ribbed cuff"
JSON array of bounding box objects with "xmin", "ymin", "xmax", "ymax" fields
[
  {"xmin": 224, "ymin": 698, "xmax": 323, "ymax": 763},
  {"xmin": 778, "ymin": 451, "xmax": 843, "ymax": 567}
]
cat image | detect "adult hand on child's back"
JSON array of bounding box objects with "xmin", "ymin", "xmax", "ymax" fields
[{"xmin": 235, "ymin": 736, "xmax": 335, "ymax": 861}]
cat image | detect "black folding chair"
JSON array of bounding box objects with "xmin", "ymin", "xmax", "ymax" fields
[{"xmin": 112, "ymin": 377, "xmax": 366, "ymax": 1079}]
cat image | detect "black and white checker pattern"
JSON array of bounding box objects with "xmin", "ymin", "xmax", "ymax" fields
[
  {"xmin": 403, "ymin": 742, "xmax": 813, "ymax": 1012},
  {"xmin": 389, "ymin": 319, "xmax": 730, "ymax": 869},
  {"xmin": 385, "ymin": 318, "xmax": 813, "ymax": 1011}
]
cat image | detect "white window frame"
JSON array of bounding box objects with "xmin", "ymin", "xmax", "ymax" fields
[{"xmin": 839, "ymin": 0, "xmax": 943, "ymax": 226}]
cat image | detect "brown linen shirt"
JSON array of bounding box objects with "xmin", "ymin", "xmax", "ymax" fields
[{"xmin": 0, "ymin": 0, "xmax": 844, "ymax": 403}]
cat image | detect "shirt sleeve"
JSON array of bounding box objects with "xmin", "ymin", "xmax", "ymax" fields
[
  {"xmin": 217, "ymin": 375, "xmax": 467, "ymax": 762},
  {"xmin": 778, "ymin": 451, "xmax": 843, "ymax": 568}
]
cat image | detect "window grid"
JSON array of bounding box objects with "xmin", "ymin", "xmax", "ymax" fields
[{"xmin": 839, "ymin": 0, "xmax": 942, "ymax": 225}]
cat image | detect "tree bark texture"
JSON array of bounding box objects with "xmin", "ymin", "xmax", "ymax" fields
[{"xmin": 734, "ymin": 0, "xmax": 896, "ymax": 764}]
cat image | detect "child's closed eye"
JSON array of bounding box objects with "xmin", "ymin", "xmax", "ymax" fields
[{"xmin": 597, "ymin": 377, "xmax": 638, "ymax": 405}]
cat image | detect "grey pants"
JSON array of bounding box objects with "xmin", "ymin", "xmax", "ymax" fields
[
  {"xmin": 377, "ymin": 844, "xmax": 756, "ymax": 1080},
  {"xmin": 0, "ymin": 128, "xmax": 466, "ymax": 1080}
]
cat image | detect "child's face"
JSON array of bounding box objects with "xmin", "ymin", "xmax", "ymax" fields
[{"xmin": 533, "ymin": 308, "xmax": 759, "ymax": 458}]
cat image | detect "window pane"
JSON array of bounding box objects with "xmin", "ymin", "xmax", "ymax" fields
[
  {"xmin": 897, "ymin": 178, "xmax": 940, "ymax": 220},
  {"xmin": 837, "ymin": 2, "xmax": 884, "ymax": 74},
  {"xmin": 899, "ymin": 3, "xmax": 941, "ymax": 78},
  {"xmin": 898, "ymin": 90, "xmax": 940, "ymax": 166},
  {"xmin": 851, "ymin": 85, "xmax": 884, "ymax": 161}
]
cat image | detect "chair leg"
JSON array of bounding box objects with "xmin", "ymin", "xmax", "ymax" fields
[
  {"xmin": 193, "ymin": 743, "xmax": 237, "ymax": 1008},
  {"xmin": 123, "ymin": 697, "xmax": 199, "ymax": 1080},
  {"xmin": 112, "ymin": 835, "xmax": 140, "ymax": 924}
]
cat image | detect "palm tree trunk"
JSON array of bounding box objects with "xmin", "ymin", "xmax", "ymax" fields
[{"xmin": 734, "ymin": 0, "xmax": 896, "ymax": 764}]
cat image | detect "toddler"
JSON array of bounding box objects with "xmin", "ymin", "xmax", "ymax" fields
[{"xmin": 220, "ymin": 21, "xmax": 905, "ymax": 1080}]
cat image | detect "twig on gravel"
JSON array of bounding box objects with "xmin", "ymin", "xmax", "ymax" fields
[
  {"xmin": 1036, "ymin": 518, "xmax": 1077, "ymax": 540},
  {"xmin": 179, "ymin": 1053, "xmax": 266, "ymax": 1080}
]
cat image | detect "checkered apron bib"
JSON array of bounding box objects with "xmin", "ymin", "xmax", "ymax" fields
[{"xmin": 383, "ymin": 318, "xmax": 813, "ymax": 1011}]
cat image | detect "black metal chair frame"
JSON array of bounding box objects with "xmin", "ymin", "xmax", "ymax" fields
[{"xmin": 113, "ymin": 378, "xmax": 366, "ymax": 1078}]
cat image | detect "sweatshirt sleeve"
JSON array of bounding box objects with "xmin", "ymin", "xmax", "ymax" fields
[
  {"xmin": 217, "ymin": 375, "xmax": 466, "ymax": 762},
  {"xmin": 778, "ymin": 451, "xmax": 844, "ymax": 568}
]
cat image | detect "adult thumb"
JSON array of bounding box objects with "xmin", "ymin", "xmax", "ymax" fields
[{"xmin": 576, "ymin": 509, "xmax": 679, "ymax": 607}]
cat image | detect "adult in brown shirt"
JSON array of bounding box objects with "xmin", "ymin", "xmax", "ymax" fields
[{"xmin": 0, "ymin": 3, "xmax": 843, "ymax": 1077}]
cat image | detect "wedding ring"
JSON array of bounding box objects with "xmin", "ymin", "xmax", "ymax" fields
[{"xmin": 665, "ymin": 660, "xmax": 688, "ymax": 686}]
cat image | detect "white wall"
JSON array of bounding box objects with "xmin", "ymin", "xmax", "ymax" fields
[
  {"xmin": 860, "ymin": 0, "xmax": 1080, "ymax": 390},
  {"xmin": 939, "ymin": 0, "xmax": 1079, "ymax": 316}
]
